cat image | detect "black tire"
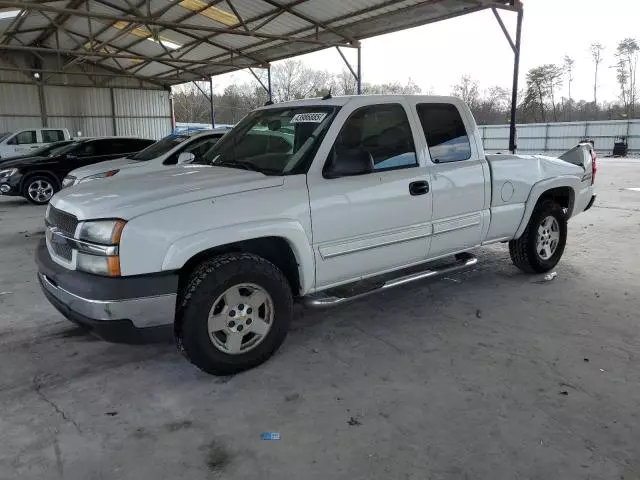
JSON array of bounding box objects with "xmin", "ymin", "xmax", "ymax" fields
[
  {"xmin": 175, "ymin": 253, "xmax": 293, "ymax": 375},
  {"xmin": 22, "ymin": 174, "xmax": 58, "ymax": 205},
  {"xmin": 509, "ymin": 200, "xmax": 567, "ymax": 273}
]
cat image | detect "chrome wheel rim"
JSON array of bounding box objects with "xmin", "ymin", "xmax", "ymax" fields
[
  {"xmin": 536, "ymin": 215, "xmax": 560, "ymax": 260},
  {"xmin": 27, "ymin": 179, "xmax": 54, "ymax": 203},
  {"xmin": 207, "ymin": 283, "xmax": 274, "ymax": 355}
]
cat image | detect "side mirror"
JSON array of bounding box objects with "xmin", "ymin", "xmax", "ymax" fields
[
  {"xmin": 325, "ymin": 150, "xmax": 374, "ymax": 178},
  {"xmin": 177, "ymin": 152, "xmax": 195, "ymax": 165}
]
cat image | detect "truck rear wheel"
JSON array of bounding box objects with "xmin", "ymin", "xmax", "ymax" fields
[
  {"xmin": 509, "ymin": 200, "xmax": 567, "ymax": 274},
  {"xmin": 175, "ymin": 253, "xmax": 293, "ymax": 375}
]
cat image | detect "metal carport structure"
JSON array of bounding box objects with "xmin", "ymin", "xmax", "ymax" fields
[{"xmin": 0, "ymin": 0, "xmax": 523, "ymax": 150}]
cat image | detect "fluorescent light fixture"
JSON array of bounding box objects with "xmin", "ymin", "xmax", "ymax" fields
[
  {"xmin": 179, "ymin": 0, "xmax": 238, "ymax": 26},
  {"xmin": 0, "ymin": 9, "xmax": 22, "ymax": 20},
  {"xmin": 112, "ymin": 21, "xmax": 182, "ymax": 50}
]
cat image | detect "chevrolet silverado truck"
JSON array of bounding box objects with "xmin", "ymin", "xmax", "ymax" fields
[{"xmin": 35, "ymin": 95, "xmax": 596, "ymax": 375}]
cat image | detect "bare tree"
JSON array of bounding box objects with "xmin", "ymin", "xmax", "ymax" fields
[
  {"xmin": 615, "ymin": 37, "xmax": 639, "ymax": 116},
  {"xmin": 451, "ymin": 75, "xmax": 480, "ymax": 110},
  {"xmin": 364, "ymin": 79, "xmax": 421, "ymax": 95},
  {"xmin": 590, "ymin": 42, "xmax": 605, "ymax": 108},
  {"xmin": 334, "ymin": 70, "xmax": 357, "ymax": 96},
  {"xmin": 563, "ymin": 55, "xmax": 575, "ymax": 119},
  {"xmin": 271, "ymin": 60, "xmax": 332, "ymax": 102},
  {"xmin": 172, "ymin": 82, "xmax": 213, "ymax": 123}
]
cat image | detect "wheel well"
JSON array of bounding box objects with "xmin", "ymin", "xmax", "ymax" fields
[
  {"xmin": 19, "ymin": 171, "xmax": 60, "ymax": 192},
  {"xmin": 178, "ymin": 237, "xmax": 301, "ymax": 297},
  {"xmin": 537, "ymin": 186, "xmax": 574, "ymax": 215}
]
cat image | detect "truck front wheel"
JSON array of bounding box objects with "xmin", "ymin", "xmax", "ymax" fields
[
  {"xmin": 175, "ymin": 253, "xmax": 293, "ymax": 375},
  {"xmin": 509, "ymin": 200, "xmax": 568, "ymax": 274}
]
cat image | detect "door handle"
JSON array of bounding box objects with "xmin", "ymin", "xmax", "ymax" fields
[{"xmin": 409, "ymin": 180, "xmax": 429, "ymax": 196}]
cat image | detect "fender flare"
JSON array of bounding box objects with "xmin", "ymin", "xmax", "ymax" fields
[
  {"xmin": 161, "ymin": 219, "xmax": 315, "ymax": 294},
  {"xmin": 513, "ymin": 176, "xmax": 579, "ymax": 239}
]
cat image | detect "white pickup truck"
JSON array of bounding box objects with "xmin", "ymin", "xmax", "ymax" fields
[{"xmin": 36, "ymin": 95, "xmax": 596, "ymax": 375}]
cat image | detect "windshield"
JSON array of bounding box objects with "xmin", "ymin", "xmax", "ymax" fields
[
  {"xmin": 203, "ymin": 106, "xmax": 338, "ymax": 175},
  {"xmin": 0, "ymin": 132, "xmax": 10, "ymax": 142},
  {"xmin": 128, "ymin": 134, "xmax": 190, "ymax": 161}
]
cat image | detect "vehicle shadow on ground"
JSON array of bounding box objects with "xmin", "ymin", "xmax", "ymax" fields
[{"xmin": 0, "ymin": 198, "xmax": 29, "ymax": 207}]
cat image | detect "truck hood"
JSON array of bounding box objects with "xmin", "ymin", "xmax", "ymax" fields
[
  {"xmin": 70, "ymin": 156, "xmax": 137, "ymax": 178},
  {"xmin": 51, "ymin": 165, "xmax": 284, "ymax": 220}
]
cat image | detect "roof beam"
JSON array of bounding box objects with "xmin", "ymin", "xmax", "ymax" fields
[
  {"xmin": 259, "ymin": 0, "xmax": 356, "ymax": 43},
  {"xmin": 0, "ymin": 1, "xmax": 351, "ymax": 46},
  {"xmin": 88, "ymin": 0, "xmax": 221, "ymax": 69},
  {"xmin": 0, "ymin": 7, "xmax": 30, "ymax": 45},
  {"xmin": 124, "ymin": 0, "xmax": 311, "ymax": 75},
  {"xmin": 0, "ymin": 64, "xmax": 186, "ymax": 84},
  {"xmin": 92, "ymin": 0, "xmax": 265, "ymax": 72},
  {"xmin": 31, "ymin": 0, "xmax": 85, "ymax": 46},
  {"xmin": 0, "ymin": 43, "xmax": 237, "ymax": 67}
]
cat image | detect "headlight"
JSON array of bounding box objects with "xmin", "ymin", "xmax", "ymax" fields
[
  {"xmin": 0, "ymin": 168, "xmax": 18, "ymax": 179},
  {"xmin": 78, "ymin": 169, "xmax": 120, "ymax": 184},
  {"xmin": 75, "ymin": 219, "xmax": 126, "ymax": 276},
  {"xmin": 78, "ymin": 219, "xmax": 126, "ymax": 245},
  {"xmin": 61, "ymin": 176, "xmax": 76, "ymax": 188}
]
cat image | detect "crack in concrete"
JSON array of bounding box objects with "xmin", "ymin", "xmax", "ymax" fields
[{"xmin": 32, "ymin": 376, "xmax": 82, "ymax": 434}]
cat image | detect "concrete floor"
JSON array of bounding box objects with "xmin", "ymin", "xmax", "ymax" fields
[{"xmin": 1, "ymin": 160, "xmax": 639, "ymax": 480}]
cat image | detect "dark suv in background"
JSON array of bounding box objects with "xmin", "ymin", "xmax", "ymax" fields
[{"xmin": 0, "ymin": 137, "xmax": 154, "ymax": 204}]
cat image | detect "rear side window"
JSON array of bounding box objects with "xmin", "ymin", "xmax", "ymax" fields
[
  {"xmin": 42, "ymin": 130, "xmax": 65, "ymax": 143},
  {"xmin": 416, "ymin": 103, "xmax": 471, "ymax": 163}
]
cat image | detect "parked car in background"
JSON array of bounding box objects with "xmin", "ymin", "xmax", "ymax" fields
[
  {"xmin": 63, "ymin": 128, "xmax": 229, "ymax": 188},
  {"xmin": 37, "ymin": 95, "xmax": 596, "ymax": 376},
  {"xmin": 0, "ymin": 128, "xmax": 71, "ymax": 159},
  {"xmin": 172, "ymin": 123, "xmax": 233, "ymax": 135},
  {"xmin": 0, "ymin": 137, "xmax": 154, "ymax": 204}
]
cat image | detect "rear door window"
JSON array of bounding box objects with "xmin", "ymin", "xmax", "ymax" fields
[
  {"xmin": 416, "ymin": 103, "xmax": 472, "ymax": 163},
  {"xmin": 41, "ymin": 130, "xmax": 66, "ymax": 143}
]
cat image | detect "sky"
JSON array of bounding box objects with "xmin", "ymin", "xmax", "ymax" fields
[{"xmin": 212, "ymin": 0, "xmax": 639, "ymax": 103}]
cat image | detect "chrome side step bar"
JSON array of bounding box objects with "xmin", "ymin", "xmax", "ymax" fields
[{"xmin": 303, "ymin": 253, "xmax": 478, "ymax": 308}]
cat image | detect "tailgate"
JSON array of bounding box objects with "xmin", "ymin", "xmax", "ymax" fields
[{"xmin": 559, "ymin": 143, "xmax": 592, "ymax": 171}]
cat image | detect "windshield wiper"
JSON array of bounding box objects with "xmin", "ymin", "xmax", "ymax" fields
[{"xmin": 214, "ymin": 159, "xmax": 263, "ymax": 173}]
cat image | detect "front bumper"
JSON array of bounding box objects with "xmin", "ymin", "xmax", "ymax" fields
[
  {"xmin": 36, "ymin": 239, "xmax": 178, "ymax": 342},
  {"xmin": 0, "ymin": 177, "xmax": 20, "ymax": 196}
]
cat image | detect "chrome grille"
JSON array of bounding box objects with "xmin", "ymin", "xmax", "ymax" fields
[
  {"xmin": 52, "ymin": 242, "xmax": 73, "ymax": 261},
  {"xmin": 46, "ymin": 206, "xmax": 78, "ymax": 236}
]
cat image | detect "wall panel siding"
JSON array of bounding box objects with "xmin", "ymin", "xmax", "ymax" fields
[
  {"xmin": 114, "ymin": 89, "xmax": 170, "ymax": 118},
  {"xmin": 47, "ymin": 117, "xmax": 114, "ymax": 137},
  {"xmin": 44, "ymin": 86, "xmax": 112, "ymax": 116},
  {"xmin": 0, "ymin": 117, "xmax": 42, "ymax": 132},
  {"xmin": 480, "ymin": 120, "xmax": 639, "ymax": 155},
  {"xmin": 0, "ymin": 84, "xmax": 40, "ymax": 115},
  {"xmin": 115, "ymin": 117, "xmax": 171, "ymax": 140},
  {"xmin": 0, "ymin": 75, "xmax": 170, "ymax": 139}
]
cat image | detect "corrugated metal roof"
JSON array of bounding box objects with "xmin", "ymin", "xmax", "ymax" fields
[{"xmin": 0, "ymin": 0, "xmax": 516, "ymax": 86}]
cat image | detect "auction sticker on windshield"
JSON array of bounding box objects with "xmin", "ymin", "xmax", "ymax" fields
[{"xmin": 291, "ymin": 112, "xmax": 327, "ymax": 123}]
